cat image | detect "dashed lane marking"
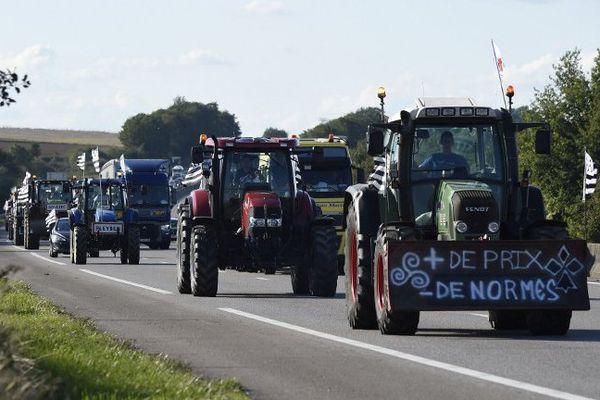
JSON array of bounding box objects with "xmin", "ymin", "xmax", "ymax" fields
[
  {"xmin": 220, "ymin": 308, "xmax": 593, "ymax": 400},
  {"xmin": 256, "ymin": 277, "xmax": 269, "ymax": 281},
  {"xmin": 29, "ymin": 252, "xmax": 66, "ymax": 266},
  {"xmin": 79, "ymin": 269, "xmax": 172, "ymax": 295},
  {"xmin": 588, "ymin": 281, "xmax": 600, "ymax": 286}
]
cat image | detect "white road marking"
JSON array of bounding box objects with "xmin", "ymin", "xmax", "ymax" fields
[
  {"xmin": 29, "ymin": 252, "xmax": 66, "ymax": 266},
  {"xmin": 469, "ymin": 313, "xmax": 489, "ymax": 319},
  {"xmin": 256, "ymin": 277, "xmax": 269, "ymax": 281},
  {"xmin": 220, "ymin": 308, "xmax": 593, "ymax": 400},
  {"xmin": 79, "ymin": 269, "xmax": 172, "ymax": 295},
  {"xmin": 587, "ymin": 281, "xmax": 600, "ymax": 286}
]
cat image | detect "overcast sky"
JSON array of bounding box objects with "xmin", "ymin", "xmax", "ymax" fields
[{"xmin": 1, "ymin": 0, "xmax": 599, "ymax": 136}]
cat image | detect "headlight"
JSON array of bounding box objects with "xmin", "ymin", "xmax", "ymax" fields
[
  {"xmin": 249, "ymin": 217, "xmax": 266, "ymax": 227},
  {"xmin": 161, "ymin": 224, "xmax": 170, "ymax": 231},
  {"xmin": 488, "ymin": 221, "xmax": 500, "ymax": 233},
  {"xmin": 266, "ymin": 218, "xmax": 282, "ymax": 227},
  {"xmin": 455, "ymin": 221, "xmax": 468, "ymax": 233}
]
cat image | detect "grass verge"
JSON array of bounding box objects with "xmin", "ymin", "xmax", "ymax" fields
[{"xmin": 0, "ymin": 277, "xmax": 248, "ymax": 400}]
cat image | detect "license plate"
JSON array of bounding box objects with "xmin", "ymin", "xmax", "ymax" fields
[{"xmin": 92, "ymin": 222, "xmax": 124, "ymax": 235}]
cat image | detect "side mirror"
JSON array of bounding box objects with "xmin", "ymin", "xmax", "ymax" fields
[
  {"xmin": 355, "ymin": 168, "xmax": 365, "ymax": 184},
  {"xmin": 170, "ymin": 187, "xmax": 177, "ymax": 206},
  {"xmin": 367, "ymin": 126, "xmax": 385, "ymax": 156},
  {"xmin": 191, "ymin": 145, "xmax": 204, "ymax": 164},
  {"xmin": 535, "ymin": 129, "xmax": 551, "ymax": 154}
]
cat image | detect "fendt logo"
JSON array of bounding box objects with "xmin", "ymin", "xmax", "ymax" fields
[{"xmin": 465, "ymin": 206, "xmax": 489, "ymax": 212}]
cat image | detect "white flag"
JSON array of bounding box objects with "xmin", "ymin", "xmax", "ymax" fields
[
  {"xmin": 22, "ymin": 171, "xmax": 32, "ymax": 185},
  {"xmin": 583, "ymin": 151, "xmax": 598, "ymax": 201},
  {"xmin": 91, "ymin": 147, "xmax": 100, "ymax": 173},
  {"xmin": 492, "ymin": 40, "xmax": 505, "ymax": 78},
  {"xmin": 76, "ymin": 152, "xmax": 86, "ymax": 171}
]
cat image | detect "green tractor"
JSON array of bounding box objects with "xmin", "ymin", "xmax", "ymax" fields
[{"xmin": 343, "ymin": 89, "xmax": 591, "ymax": 336}]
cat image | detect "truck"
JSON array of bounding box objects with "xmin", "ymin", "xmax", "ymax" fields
[
  {"xmin": 176, "ymin": 135, "xmax": 339, "ymax": 297},
  {"xmin": 69, "ymin": 178, "xmax": 140, "ymax": 264},
  {"xmin": 297, "ymin": 135, "xmax": 363, "ymax": 273},
  {"xmin": 12, "ymin": 175, "xmax": 72, "ymax": 249},
  {"xmin": 343, "ymin": 89, "xmax": 591, "ymax": 336},
  {"xmin": 101, "ymin": 158, "xmax": 173, "ymax": 249}
]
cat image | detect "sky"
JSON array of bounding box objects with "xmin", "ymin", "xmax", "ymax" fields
[{"xmin": 1, "ymin": 0, "xmax": 599, "ymax": 136}]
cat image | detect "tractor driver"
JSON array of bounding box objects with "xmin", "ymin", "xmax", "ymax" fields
[
  {"xmin": 419, "ymin": 131, "xmax": 469, "ymax": 172},
  {"xmin": 234, "ymin": 155, "xmax": 258, "ymax": 185}
]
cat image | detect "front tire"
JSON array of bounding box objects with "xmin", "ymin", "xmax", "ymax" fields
[
  {"xmin": 72, "ymin": 226, "xmax": 87, "ymax": 265},
  {"xmin": 49, "ymin": 242, "xmax": 58, "ymax": 258},
  {"xmin": 344, "ymin": 205, "xmax": 376, "ymax": 329},
  {"xmin": 291, "ymin": 264, "xmax": 309, "ymax": 295},
  {"xmin": 127, "ymin": 226, "xmax": 140, "ymax": 265},
  {"xmin": 191, "ymin": 226, "xmax": 218, "ymax": 297},
  {"xmin": 14, "ymin": 219, "xmax": 23, "ymax": 246},
  {"xmin": 373, "ymin": 230, "xmax": 419, "ymax": 335},
  {"xmin": 176, "ymin": 211, "xmax": 191, "ymax": 294},
  {"xmin": 308, "ymin": 225, "xmax": 338, "ymax": 297}
]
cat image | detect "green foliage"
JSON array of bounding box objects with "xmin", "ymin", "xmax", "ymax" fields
[
  {"xmin": 0, "ymin": 279, "xmax": 248, "ymax": 400},
  {"xmin": 262, "ymin": 127, "xmax": 288, "ymax": 138},
  {"xmin": 302, "ymin": 107, "xmax": 381, "ymax": 147},
  {"xmin": 119, "ymin": 99, "xmax": 241, "ymax": 163},
  {"xmin": 0, "ymin": 69, "xmax": 31, "ymax": 107},
  {"xmin": 349, "ymin": 140, "xmax": 373, "ymax": 179},
  {"xmin": 518, "ymin": 48, "xmax": 600, "ymax": 239}
]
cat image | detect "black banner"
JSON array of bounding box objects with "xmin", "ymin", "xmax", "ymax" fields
[{"xmin": 385, "ymin": 240, "xmax": 590, "ymax": 311}]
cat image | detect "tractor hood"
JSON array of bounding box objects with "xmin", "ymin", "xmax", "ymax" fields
[
  {"xmin": 436, "ymin": 180, "xmax": 499, "ymax": 240},
  {"xmin": 242, "ymin": 191, "xmax": 282, "ymax": 237}
]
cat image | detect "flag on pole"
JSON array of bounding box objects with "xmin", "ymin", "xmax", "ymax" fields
[
  {"xmin": 76, "ymin": 152, "xmax": 86, "ymax": 171},
  {"xmin": 583, "ymin": 151, "xmax": 598, "ymax": 201},
  {"xmin": 492, "ymin": 40, "xmax": 505, "ymax": 78},
  {"xmin": 91, "ymin": 147, "xmax": 100, "ymax": 173},
  {"xmin": 22, "ymin": 171, "xmax": 31, "ymax": 185},
  {"xmin": 491, "ymin": 39, "xmax": 508, "ymax": 109}
]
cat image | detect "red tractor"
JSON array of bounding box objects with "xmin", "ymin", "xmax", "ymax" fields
[{"xmin": 176, "ymin": 136, "xmax": 339, "ymax": 297}]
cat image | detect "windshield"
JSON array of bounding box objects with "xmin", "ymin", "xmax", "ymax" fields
[
  {"xmin": 223, "ymin": 150, "xmax": 292, "ymax": 198},
  {"xmin": 301, "ymin": 167, "xmax": 352, "ymax": 193},
  {"xmin": 128, "ymin": 183, "xmax": 169, "ymax": 207},
  {"xmin": 55, "ymin": 218, "xmax": 70, "ymax": 232},
  {"xmin": 38, "ymin": 183, "xmax": 71, "ymax": 205},
  {"xmin": 411, "ymin": 124, "xmax": 504, "ymax": 180},
  {"xmin": 85, "ymin": 183, "xmax": 124, "ymax": 211}
]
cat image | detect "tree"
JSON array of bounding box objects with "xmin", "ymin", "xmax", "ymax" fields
[
  {"xmin": 518, "ymin": 48, "xmax": 600, "ymax": 240},
  {"xmin": 262, "ymin": 127, "xmax": 288, "ymax": 138},
  {"xmin": 0, "ymin": 69, "xmax": 31, "ymax": 106},
  {"xmin": 119, "ymin": 100, "xmax": 241, "ymax": 163},
  {"xmin": 302, "ymin": 107, "xmax": 381, "ymax": 147}
]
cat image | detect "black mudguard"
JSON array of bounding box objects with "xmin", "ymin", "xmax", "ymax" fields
[{"xmin": 343, "ymin": 184, "xmax": 381, "ymax": 236}]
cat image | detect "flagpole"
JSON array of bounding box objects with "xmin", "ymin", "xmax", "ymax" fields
[
  {"xmin": 583, "ymin": 148, "xmax": 588, "ymax": 240},
  {"xmin": 491, "ymin": 39, "xmax": 508, "ymax": 109}
]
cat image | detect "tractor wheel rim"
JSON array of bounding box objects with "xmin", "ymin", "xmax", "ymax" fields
[
  {"xmin": 376, "ymin": 253, "xmax": 385, "ymax": 311},
  {"xmin": 350, "ymin": 231, "xmax": 358, "ymax": 302}
]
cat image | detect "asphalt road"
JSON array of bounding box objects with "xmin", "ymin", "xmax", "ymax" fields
[{"xmin": 1, "ymin": 230, "xmax": 599, "ymax": 400}]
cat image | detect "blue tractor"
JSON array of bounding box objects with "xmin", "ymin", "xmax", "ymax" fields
[
  {"xmin": 101, "ymin": 158, "xmax": 173, "ymax": 249},
  {"xmin": 68, "ymin": 178, "xmax": 140, "ymax": 264}
]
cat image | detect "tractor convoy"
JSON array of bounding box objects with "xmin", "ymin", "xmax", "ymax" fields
[{"xmin": 3, "ymin": 86, "xmax": 592, "ymax": 337}]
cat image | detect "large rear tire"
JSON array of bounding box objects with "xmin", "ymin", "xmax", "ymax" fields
[
  {"xmin": 127, "ymin": 226, "xmax": 140, "ymax": 265},
  {"xmin": 308, "ymin": 225, "xmax": 338, "ymax": 297},
  {"xmin": 8, "ymin": 221, "xmax": 14, "ymax": 240},
  {"xmin": 191, "ymin": 226, "xmax": 218, "ymax": 297},
  {"xmin": 176, "ymin": 211, "xmax": 191, "ymax": 294},
  {"xmin": 159, "ymin": 239, "xmax": 171, "ymax": 250},
  {"xmin": 524, "ymin": 223, "xmax": 572, "ymax": 335},
  {"xmin": 373, "ymin": 229, "xmax": 419, "ymax": 335},
  {"xmin": 73, "ymin": 226, "xmax": 87, "ymax": 265},
  {"xmin": 344, "ymin": 205, "xmax": 376, "ymax": 329}
]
